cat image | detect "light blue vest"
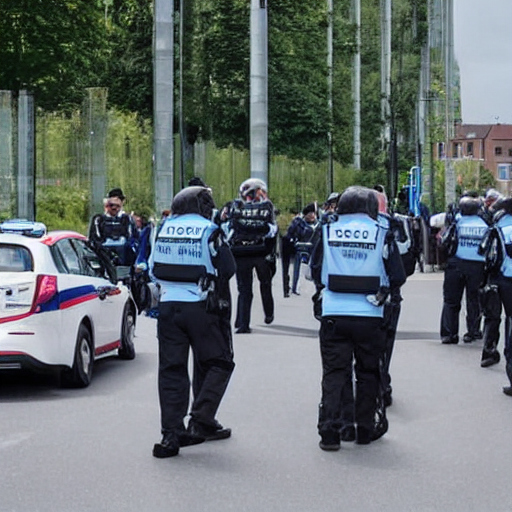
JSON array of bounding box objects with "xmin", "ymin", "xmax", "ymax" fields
[
  {"xmin": 150, "ymin": 214, "xmax": 217, "ymax": 302},
  {"xmin": 321, "ymin": 213, "xmax": 389, "ymax": 318},
  {"xmin": 455, "ymin": 215, "xmax": 487, "ymax": 261},
  {"xmin": 497, "ymin": 214, "xmax": 512, "ymax": 277}
]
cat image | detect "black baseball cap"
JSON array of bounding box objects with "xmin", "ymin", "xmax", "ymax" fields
[{"xmin": 107, "ymin": 188, "xmax": 126, "ymax": 201}]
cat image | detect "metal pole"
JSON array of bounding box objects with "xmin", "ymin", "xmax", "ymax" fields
[
  {"xmin": 444, "ymin": 0, "xmax": 456, "ymax": 207},
  {"xmin": 250, "ymin": 0, "xmax": 268, "ymax": 185},
  {"xmin": 352, "ymin": 0, "xmax": 361, "ymax": 170},
  {"xmin": 327, "ymin": 0, "xmax": 334, "ymax": 191},
  {"xmin": 380, "ymin": 0, "xmax": 392, "ymax": 149},
  {"xmin": 17, "ymin": 90, "xmax": 35, "ymax": 221},
  {"xmin": 179, "ymin": 0, "xmax": 185, "ymax": 189},
  {"xmin": 153, "ymin": 0, "xmax": 174, "ymax": 214}
]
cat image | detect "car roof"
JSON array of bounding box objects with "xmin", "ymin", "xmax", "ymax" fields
[
  {"xmin": 0, "ymin": 231, "xmax": 87, "ymax": 274},
  {"xmin": 0, "ymin": 231, "xmax": 86, "ymax": 247}
]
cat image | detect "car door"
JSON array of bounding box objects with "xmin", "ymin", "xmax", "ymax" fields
[
  {"xmin": 71, "ymin": 239, "xmax": 126, "ymax": 349},
  {"xmin": 53, "ymin": 238, "xmax": 112, "ymax": 352}
]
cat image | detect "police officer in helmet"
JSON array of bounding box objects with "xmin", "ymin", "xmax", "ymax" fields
[
  {"xmin": 149, "ymin": 186, "xmax": 236, "ymax": 458},
  {"xmin": 227, "ymin": 178, "xmax": 278, "ymax": 333},
  {"xmin": 310, "ymin": 186, "xmax": 405, "ymax": 450},
  {"xmin": 88, "ymin": 188, "xmax": 139, "ymax": 266},
  {"xmin": 440, "ymin": 195, "xmax": 488, "ymax": 344},
  {"xmin": 478, "ymin": 197, "xmax": 512, "ymax": 395}
]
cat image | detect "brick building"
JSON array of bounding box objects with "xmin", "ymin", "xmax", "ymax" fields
[{"xmin": 440, "ymin": 123, "xmax": 512, "ymax": 195}]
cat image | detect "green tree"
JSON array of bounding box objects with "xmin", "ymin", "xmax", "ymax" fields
[
  {"xmin": 104, "ymin": 0, "xmax": 153, "ymax": 118},
  {"xmin": 0, "ymin": 0, "xmax": 107, "ymax": 111}
]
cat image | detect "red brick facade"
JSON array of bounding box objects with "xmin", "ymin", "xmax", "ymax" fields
[{"xmin": 442, "ymin": 124, "xmax": 512, "ymax": 195}]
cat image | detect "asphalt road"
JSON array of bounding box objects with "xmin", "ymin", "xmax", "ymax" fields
[{"xmin": 1, "ymin": 267, "xmax": 511, "ymax": 512}]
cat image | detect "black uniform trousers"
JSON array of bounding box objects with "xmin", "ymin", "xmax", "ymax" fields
[
  {"xmin": 281, "ymin": 236, "xmax": 295, "ymax": 297},
  {"xmin": 318, "ymin": 316, "xmax": 386, "ymax": 435},
  {"xmin": 234, "ymin": 255, "xmax": 274, "ymax": 330},
  {"xmin": 481, "ymin": 279, "xmax": 502, "ymax": 361},
  {"xmin": 494, "ymin": 275, "xmax": 512, "ymax": 383},
  {"xmin": 381, "ymin": 292, "xmax": 402, "ymax": 395},
  {"xmin": 440, "ymin": 257, "xmax": 485, "ymax": 341},
  {"xmin": 157, "ymin": 300, "xmax": 234, "ymax": 435}
]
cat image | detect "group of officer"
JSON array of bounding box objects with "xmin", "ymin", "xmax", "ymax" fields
[
  {"xmin": 89, "ymin": 181, "xmax": 418, "ymax": 455},
  {"xmin": 438, "ymin": 188, "xmax": 512, "ymax": 397},
  {"xmin": 96, "ymin": 180, "xmax": 512, "ymax": 456}
]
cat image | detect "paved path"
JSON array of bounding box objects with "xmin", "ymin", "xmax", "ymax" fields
[{"xmin": 1, "ymin": 267, "xmax": 511, "ymax": 512}]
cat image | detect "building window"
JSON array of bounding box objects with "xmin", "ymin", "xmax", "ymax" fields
[
  {"xmin": 452, "ymin": 143, "xmax": 461, "ymax": 158},
  {"xmin": 495, "ymin": 146, "xmax": 503, "ymax": 156},
  {"xmin": 497, "ymin": 163, "xmax": 511, "ymax": 180},
  {"xmin": 467, "ymin": 142, "xmax": 473, "ymax": 156},
  {"xmin": 508, "ymin": 148, "xmax": 512, "ymax": 157},
  {"xmin": 438, "ymin": 142, "xmax": 445, "ymax": 159}
]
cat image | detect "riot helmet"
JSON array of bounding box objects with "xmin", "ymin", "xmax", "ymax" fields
[
  {"xmin": 494, "ymin": 196, "xmax": 512, "ymax": 215},
  {"xmin": 458, "ymin": 196, "xmax": 482, "ymax": 216},
  {"xmin": 239, "ymin": 178, "xmax": 267, "ymax": 202},
  {"xmin": 337, "ymin": 186, "xmax": 379, "ymax": 220},
  {"xmin": 171, "ymin": 186, "xmax": 215, "ymax": 220}
]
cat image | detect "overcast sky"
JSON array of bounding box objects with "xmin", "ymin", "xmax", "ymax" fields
[{"xmin": 454, "ymin": 0, "xmax": 512, "ymax": 124}]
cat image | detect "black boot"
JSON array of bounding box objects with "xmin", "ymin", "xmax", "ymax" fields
[{"xmin": 153, "ymin": 432, "xmax": 180, "ymax": 458}]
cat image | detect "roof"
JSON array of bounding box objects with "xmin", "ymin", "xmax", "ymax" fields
[
  {"xmin": 488, "ymin": 124, "xmax": 512, "ymax": 140},
  {"xmin": 453, "ymin": 123, "xmax": 512, "ymax": 142},
  {"xmin": 454, "ymin": 124, "xmax": 492, "ymax": 140}
]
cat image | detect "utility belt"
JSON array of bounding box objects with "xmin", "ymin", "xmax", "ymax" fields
[
  {"xmin": 153, "ymin": 262, "xmax": 206, "ymax": 283},
  {"xmin": 230, "ymin": 236, "xmax": 269, "ymax": 256},
  {"xmin": 153, "ymin": 263, "xmax": 227, "ymax": 314},
  {"xmin": 327, "ymin": 274, "xmax": 380, "ymax": 294}
]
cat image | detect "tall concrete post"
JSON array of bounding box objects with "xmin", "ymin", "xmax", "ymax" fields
[
  {"xmin": 153, "ymin": 0, "xmax": 174, "ymax": 214},
  {"xmin": 351, "ymin": 0, "xmax": 361, "ymax": 170},
  {"xmin": 17, "ymin": 90, "xmax": 35, "ymax": 221},
  {"xmin": 85, "ymin": 88, "xmax": 108, "ymax": 218},
  {"xmin": 0, "ymin": 91, "xmax": 15, "ymax": 215},
  {"xmin": 250, "ymin": 0, "xmax": 268, "ymax": 185},
  {"xmin": 327, "ymin": 0, "xmax": 334, "ymax": 192},
  {"xmin": 444, "ymin": 0, "xmax": 456, "ymax": 206}
]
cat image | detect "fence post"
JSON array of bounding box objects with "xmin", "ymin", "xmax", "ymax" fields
[
  {"xmin": 85, "ymin": 87, "xmax": 108, "ymax": 218},
  {"xmin": 17, "ymin": 90, "xmax": 35, "ymax": 221},
  {"xmin": 0, "ymin": 91, "xmax": 15, "ymax": 217}
]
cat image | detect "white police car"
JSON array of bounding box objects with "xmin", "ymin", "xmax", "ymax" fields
[{"xmin": 0, "ymin": 220, "xmax": 137, "ymax": 387}]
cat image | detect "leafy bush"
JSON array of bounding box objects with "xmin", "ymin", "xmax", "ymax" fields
[{"xmin": 36, "ymin": 186, "xmax": 90, "ymax": 234}]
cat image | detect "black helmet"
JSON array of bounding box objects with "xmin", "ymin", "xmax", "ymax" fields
[
  {"xmin": 458, "ymin": 196, "xmax": 482, "ymax": 216},
  {"xmin": 171, "ymin": 186, "xmax": 215, "ymax": 219},
  {"xmin": 494, "ymin": 196, "xmax": 512, "ymax": 215},
  {"xmin": 337, "ymin": 186, "xmax": 379, "ymax": 220}
]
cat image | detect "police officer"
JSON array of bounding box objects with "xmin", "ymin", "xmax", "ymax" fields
[
  {"xmin": 479, "ymin": 198, "xmax": 512, "ymax": 384},
  {"xmin": 227, "ymin": 178, "xmax": 278, "ymax": 334},
  {"xmin": 310, "ymin": 186, "xmax": 406, "ymax": 450},
  {"xmin": 88, "ymin": 188, "xmax": 139, "ymax": 266},
  {"xmin": 479, "ymin": 198, "xmax": 512, "ymax": 395},
  {"xmin": 283, "ymin": 203, "xmax": 319, "ymax": 296},
  {"xmin": 440, "ymin": 196, "xmax": 488, "ymax": 344},
  {"xmin": 149, "ymin": 186, "xmax": 236, "ymax": 458},
  {"xmin": 374, "ymin": 186, "xmax": 415, "ymax": 408}
]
